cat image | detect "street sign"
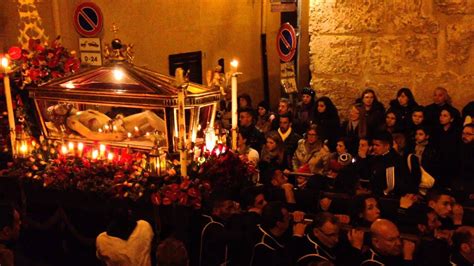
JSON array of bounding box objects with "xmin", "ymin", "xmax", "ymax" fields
[
  {"xmin": 276, "ymin": 23, "xmax": 297, "ymax": 62},
  {"xmin": 79, "ymin": 38, "xmax": 101, "ymax": 52},
  {"xmin": 73, "ymin": 2, "xmax": 103, "ymax": 37},
  {"xmin": 80, "ymin": 52, "xmax": 102, "ymax": 66},
  {"xmin": 271, "ymin": 3, "xmax": 297, "ymax": 12}
]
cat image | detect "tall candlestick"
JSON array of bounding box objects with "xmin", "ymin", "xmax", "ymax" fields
[
  {"xmin": 77, "ymin": 142, "xmax": 84, "ymax": 157},
  {"xmin": 177, "ymin": 87, "xmax": 187, "ymax": 177},
  {"xmin": 99, "ymin": 144, "xmax": 106, "ymax": 158},
  {"xmin": 230, "ymin": 59, "xmax": 240, "ymax": 151},
  {"xmin": 175, "ymin": 68, "xmax": 188, "ymax": 177},
  {"xmin": 2, "ymin": 57, "xmax": 16, "ymax": 156}
]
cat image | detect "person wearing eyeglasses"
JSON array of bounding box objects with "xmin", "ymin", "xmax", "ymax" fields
[
  {"xmin": 361, "ymin": 219, "xmax": 416, "ymax": 266},
  {"xmin": 294, "ymin": 212, "xmax": 364, "ymax": 266}
]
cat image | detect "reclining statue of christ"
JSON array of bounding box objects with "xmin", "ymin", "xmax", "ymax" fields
[{"xmin": 46, "ymin": 103, "xmax": 166, "ymax": 141}]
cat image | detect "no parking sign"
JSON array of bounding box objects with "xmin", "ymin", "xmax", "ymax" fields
[
  {"xmin": 276, "ymin": 23, "xmax": 297, "ymax": 62},
  {"xmin": 73, "ymin": 2, "xmax": 103, "ymax": 37}
]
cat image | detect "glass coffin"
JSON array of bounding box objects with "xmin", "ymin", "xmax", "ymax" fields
[{"xmin": 29, "ymin": 62, "xmax": 220, "ymax": 151}]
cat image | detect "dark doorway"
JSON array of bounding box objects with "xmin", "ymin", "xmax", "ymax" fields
[{"xmin": 168, "ymin": 51, "xmax": 202, "ymax": 84}]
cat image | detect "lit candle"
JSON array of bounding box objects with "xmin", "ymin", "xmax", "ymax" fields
[
  {"xmin": 113, "ymin": 125, "xmax": 118, "ymax": 132},
  {"xmin": 68, "ymin": 142, "xmax": 74, "ymax": 154},
  {"xmin": 2, "ymin": 57, "xmax": 16, "ymax": 155},
  {"xmin": 107, "ymin": 152, "xmax": 114, "ymax": 162},
  {"xmin": 61, "ymin": 144, "xmax": 68, "ymax": 155},
  {"xmin": 127, "ymin": 132, "xmax": 132, "ymax": 139},
  {"xmin": 20, "ymin": 143, "xmax": 28, "ymax": 156},
  {"xmin": 134, "ymin": 126, "xmax": 140, "ymax": 137},
  {"xmin": 104, "ymin": 124, "xmax": 110, "ymax": 133},
  {"xmin": 91, "ymin": 149, "xmax": 99, "ymax": 160},
  {"xmin": 230, "ymin": 59, "xmax": 239, "ymax": 151},
  {"xmin": 99, "ymin": 144, "xmax": 106, "ymax": 158},
  {"xmin": 98, "ymin": 128, "xmax": 103, "ymax": 133},
  {"xmin": 77, "ymin": 142, "xmax": 84, "ymax": 157}
]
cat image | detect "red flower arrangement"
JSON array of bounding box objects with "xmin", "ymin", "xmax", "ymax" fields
[{"xmin": 8, "ymin": 37, "xmax": 80, "ymax": 89}]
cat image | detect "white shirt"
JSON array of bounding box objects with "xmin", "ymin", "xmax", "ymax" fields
[{"xmin": 96, "ymin": 220, "xmax": 154, "ymax": 266}]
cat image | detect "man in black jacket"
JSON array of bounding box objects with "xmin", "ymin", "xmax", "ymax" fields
[
  {"xmin": 294, "ymin": 212, "xmax": 364, "ymax": 265},
  {"xmin": 250, "ymin": 201, "xmax": 305, "ymax": 266},
  {"xmin": 368, "ymin": 131, "xmax": 413, "ymax": 197},
  {"xmin": 361, "ymin": 219, "xmax": 415, "ymax": 266},
  {"xmin": 450, "ymin": 226, "xmax": 474, "ymax": 266},
  {"xmin": 195, "ymin": 193, "xmax": 241, "ymax": 266},
  {"xmin": 277, "ymin": 113, "xmax": 301, "ymax": 162},
  {"xmin": 239, "ymin": 107, "xmax": 265, "ymax": 152}
]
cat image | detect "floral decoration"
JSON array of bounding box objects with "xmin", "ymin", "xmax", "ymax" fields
[{"xmin": 7, "ymin": 37, "xmax": 80, "ymax": 89}]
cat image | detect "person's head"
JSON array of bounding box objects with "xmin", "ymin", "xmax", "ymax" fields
[
  {"xmin": 279, "ymin": 113, "xmax": 292, "ymax": 133},
  {"xmin": 462, "ymin": 123, "xmax": 474, "ymax": 144},
  {"xmin": 415, "ymin": 126, "xmax": 430, "ymax": 144},
  {"xmin": 301, "ymin": 87, "xmax": 316, "ymax": 105},
  {"xmin": 348, "ymin": 104, "xmax": 361, "ymax": 122},
  {"xmin": 238, "ymin": 129, "xmax": 251, "ymax": 148},
  {"xmin": 335, "ymin": 138, "xmax": 349, "ymax": 155},
  {"xmin": 271, "ymin": 169, "xmax": 288, "ymax": 187},
  {"xmin": 265, "ymin": 131, "xmax": 283, "ymax": 152},
  {"xmin": 353, "ymin": 195, "xmax": 380, "ymax": 224},
  {"xmin": 241, "ymin": 186, "xmax": 267, "ymax": 213},
  {"xmin": 396, "ymin": 88, "xmax": 416, "ymax": 107},
  {"xmin": 439, "ymin": 107, "xmax": 455, "ymax": 126},
  {"xmin": 385, "ymin": 111, "xmax": 399, "ymax": 128},
  {"xmin": 411, "ymin": 106, "xmax": 425, "ymax": 126},
  {"xmin": 370, "ymin": 219, "xmax": 402, "ymax": 256},
  {"xmin": 361, "ymin": 89, "xmax": 377, "ymax": 108},
  {"xmin": 392, "ymin": 133, "xmax": 406, "ymax": 155},
  {"xmin": 210, "ymin": 191, "xmax": 238, "ymax": 221},
  {"xmin": 156, "ymin": 237, "xmax": 189, "ymax": 266},
  {"xmin": 427, "ymin": 189, "xmax": 453, "ymax": 218},
  {"xmin": 316, "ymin": 96, "xmax": 338, "ymax": 116},
  {"xmin": 261, "ymin": 201, "xmax": 290, "ymax": 236},
  {"xmin": 311, "ymin": 212, "xmax": 340, "ymax": 248},
  {"xmin": 239, "ymin": 108, "xmax": 254, "ymax": 127},
  {"xmin": 295, "ymin": 164, "xmax": 311, "ymax": 186},
  {"xmin": 278, "ymin": 98, "xmax": 291, "ymax": 115},
  {"xmin": 87, "ymin": 118, "xmax": 102, "ymax": 131},
  {"xmin": 452, "ymin": 226, "xmax": 474, "ymax": 263},
  {"xmin": 417, "ymin": 208, "xmax": 441, "ymax": 236},
  {"xmin": 371, "ymin": 131, "xmax": 392, "ymax": 155},
  {"xmin": 238, "ymin": 93, "xmax": 252, "ymax": 109},
  {"xmin": 433, "ymin": 87, "xmax": 451, "ymax": 105},
  {"xmin": 257, "ymin": 101, "xmax": 270, "ymax": 117},
  {"xmin": 306, "ymin": 124, "xmax": 319, "ymax": 145},
  {"xmin": 358, "ymin": 138, "xmax": 370, "ymax": 155},
  {"xmin": 0, "ymin": 202, "xmax": 21, "ymax": 243}
]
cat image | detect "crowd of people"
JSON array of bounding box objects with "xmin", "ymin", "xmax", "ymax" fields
[{"xmin": 1, "ymin": 86, "xmax": 473, "ymax": 266}]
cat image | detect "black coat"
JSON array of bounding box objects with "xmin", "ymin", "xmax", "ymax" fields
[
  {"xmin": 250, "ymin": 225, "xmax": 293, "ymax": 266},
  {"xmin": 368, "ymin": 150, "xmax": 414, "ymax": 197}
]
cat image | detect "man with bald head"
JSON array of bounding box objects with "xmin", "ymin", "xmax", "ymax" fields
[
  {"xmin": 361, "ymin": 219, "xmax": 415, "ymax": 265},
  {"xmin": 450, "ymin": 226, "xmax": 474, "ymax": 265}
]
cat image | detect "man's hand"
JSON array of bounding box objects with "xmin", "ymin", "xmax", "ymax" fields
[
  {"xmin": 400, "ymin": 194, "xmax": 417, "ymax": 209},
  {"xmin": 293, "ymin": 222, "xmax": 307, "ymax": 237},
  {"xmin": 451, "ymin": 203, "xmax": 464, "ymax": 225},
  {"xmin": 319, "ymin": 197, "xmax": 332, "ymax": 211},
  {"xmin": 347, "ymin": 229, "xmax": 364, "ymax": 250},
  {"xmin": 402, "ymin": 240, "xmax": 416, "ymax": 260},
  {"xmin": 292, "ymin": 211, "xmax": 305, "ymax": 223}
]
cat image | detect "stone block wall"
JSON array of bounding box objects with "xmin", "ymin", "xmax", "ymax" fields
[{"xmin": 309, "ymin": 0, "xmax": 474, "ymax": 117}]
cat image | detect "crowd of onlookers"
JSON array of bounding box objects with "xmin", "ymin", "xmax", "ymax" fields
[{"xmin": 1, "ymin": 86, "xmax": 473, "ymax": 265}]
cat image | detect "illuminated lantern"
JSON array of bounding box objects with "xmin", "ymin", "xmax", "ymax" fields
[
  {"xmin": 148, "ymin": 146, "xmax": 167, "ymax": 176},
  {"xmin": 15, "ymin": 130, "xmax": 30, "ymax": 158}
]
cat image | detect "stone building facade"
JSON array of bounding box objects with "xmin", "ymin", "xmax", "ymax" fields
[{"xmin": 309, "ymin": 0, "xmax": 474, "ymax": 116}]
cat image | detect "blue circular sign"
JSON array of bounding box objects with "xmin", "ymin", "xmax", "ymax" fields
[
  {"xmin": 276, "ymin": 23, "xmax": 297, "ymax": 62},
  {"xmin": 73, "ymin": 2, "xmax": 103, "ymax": 37}
]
